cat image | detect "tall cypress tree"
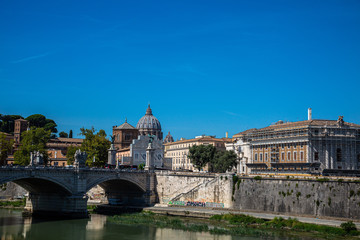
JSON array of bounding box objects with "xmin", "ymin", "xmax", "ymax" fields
[{"xmin": 69, "ymin": 130, "xmax": 73, "ymax": 138}]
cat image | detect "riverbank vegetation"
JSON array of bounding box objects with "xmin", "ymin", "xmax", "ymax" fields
[
  {"xmin": 109, "ymin": 211, "xmax": 360, "ymax": 239},
  {"xmin": 87, "ymin": 205, "xmax": 98, "ymax": 213},
  {"xmin": 0, "ymin": 199, "xmax": 26, "ymax": 208}
]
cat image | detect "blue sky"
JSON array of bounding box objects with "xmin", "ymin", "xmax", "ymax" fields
[{"xmin": 1, "ymin": 0, "xmax": 359, "ymax": 140}]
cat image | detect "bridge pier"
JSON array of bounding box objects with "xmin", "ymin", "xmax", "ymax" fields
[{"xmin": 25, "ymin": 193, "xmax": 88, "ymax": 218}]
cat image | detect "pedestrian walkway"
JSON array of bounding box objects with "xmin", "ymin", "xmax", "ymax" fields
[{"xmin": 144, "ymin": 206, "xmax": 360, "ymax": 228}]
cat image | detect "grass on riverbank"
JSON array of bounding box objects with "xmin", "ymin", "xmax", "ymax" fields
[
  {"xmin": 0, "ymin": 199, "xmax": 26, "ymax": 208},
  {"xmin": 211, "ymin": 214, "xmax": 360, "ymax": 237},
  {"xmin": 109, "ymin": 211, "xmax": 360, "ymax": 239}
]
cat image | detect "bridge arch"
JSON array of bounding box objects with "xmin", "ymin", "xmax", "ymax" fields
[
  {"xmin": 86, "ymin": 175, "xmax": 146, "ymax": 193},
  {"xmin": 86, "ymin": 175, "xmax": 147, "ymax": 206},
  {"xmin": 0, "ymin": 176, "xmax": 73, "ymax": 195}
]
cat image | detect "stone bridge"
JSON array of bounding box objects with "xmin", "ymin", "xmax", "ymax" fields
[{"xmin": 0, "ymin": 166, "xmax": 157, "ymax": 218}]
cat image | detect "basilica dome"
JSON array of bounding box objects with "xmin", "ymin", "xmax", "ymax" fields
[
  {"xmin": 136, "ymin": 105, "xmax": 163, "ymax": 140},
  {"xmin": 164, "ymin": 131, "xmax": 174, "ymax": 143}
]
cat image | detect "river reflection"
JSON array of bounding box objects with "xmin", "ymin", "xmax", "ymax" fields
[{"xmin": 0, "ymin": 209, "xmax": 311, "ymax": 240}]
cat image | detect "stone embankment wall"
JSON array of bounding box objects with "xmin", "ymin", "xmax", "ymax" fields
[
  {"xmin": 155, "ymin": 171, "xmax": 232, "ymax": 208},
  {"xmin": 233, "ymin": 177, "xmax": 360, "ymax": 220}
]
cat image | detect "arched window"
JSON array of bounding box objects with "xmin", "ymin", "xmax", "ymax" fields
[{"xmin": 336, "ymin": 148, "xmax": 342, "ymax": 162}]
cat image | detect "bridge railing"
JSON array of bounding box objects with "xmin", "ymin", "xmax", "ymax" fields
[{"xmin": 0, "ymin": 165, "xmax": 148, "ymax": 173}]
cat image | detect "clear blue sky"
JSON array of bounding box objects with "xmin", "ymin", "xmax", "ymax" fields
[{"xmin": 1, "ymin": 0, "xmax": 359, "ymax": 140}]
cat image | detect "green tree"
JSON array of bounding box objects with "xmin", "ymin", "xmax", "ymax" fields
[
  {"xmin": 69, "ymin": 130, "xmax": 73, "ymax": 138},
  {"xmin": 59, "ymin": 131, "xmax": 68, "ymax": 138},
  {"xmin": 79, "ymin": 127, "xmax": 110, "ymax": 167},
  {"xmin": 0, "ymin": 115, "xmax": 23, "ymax": 133},
  {"xmin": 66, "ymin": 146, "xmax": 79, "ymax": 165},
  {"xmin": 0, "ymin": 133, "xmax": 13, "ymax": 166},
  {"xmin": 44, "ymin": 119, "xmax": 58, "ymax": 133},
  {"xmin": 25, "ymin": 114, "xmax": 57, "ymax": 133},
  {"xmin": 14, "ymin": 128, "xmax": 51, "ymax": 165},
  {"xmin": 211, "ymin": 150, "xmax": 238, "ymax": 173},
  {"xmin": 188, "ymin": 144, "xmax": 216, "ymax": 171}
]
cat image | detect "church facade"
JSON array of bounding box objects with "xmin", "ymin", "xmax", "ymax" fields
[{"xmin": 112, "ymin": 105, "xmax": 170, "ymax": 168}]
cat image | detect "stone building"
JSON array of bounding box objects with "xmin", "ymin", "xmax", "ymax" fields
[
  {"xmin": 112, "ymin": 119, "xmax": 139, "ymax": 151},
  {"xmin": 229, "ymin": 109, "xmax": 360, "ymax": 175},
  {"xmin": 46, "ymin": 137, "xmax": 83, "ymax": 166},
  {"xmin": 13, "ymin": 119, "xmax": 29, "ymax": 145},
  {"xmin": 164, "ymin": 135, "xmax": 232, "ymax": 171},
  {"xmin": 4, "ymin": 118, "xmax": 83, "ymax": 166},
  {"xmin": 113, "ymin": 105, "xmax": 166, "ymax": 168},
  {"xmin": 121, "ymin": 135, "xmax": 164, "ymax": 168},
  {"xmin": 112, "ymin": 105, "xmax": 163, "ymax": 152}
]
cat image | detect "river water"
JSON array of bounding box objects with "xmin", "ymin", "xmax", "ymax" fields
[{"xmin": 0, "ymin": 209, "xmax": 317, "ymax": 240}]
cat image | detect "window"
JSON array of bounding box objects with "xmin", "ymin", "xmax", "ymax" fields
[
  {"xmin": 300, "ymin": 151, "xmax": 304, "ymax": 161},
  {"xmin": 294, "ymin": 152, "xmax": 297, "ymax": 161},
  {"xmin": 287, "ymin": 152, "xmax": 291, "ymax": 161},
  {"xmin": 260, "ymin": 153, "xmax": 263, "ymax": 161},
  {"xmin": 314, "ymin": 152, "xmax": 319, "ymax": 161},
  {"xmin": 265, "ymin": 153, "xmax": 268, "ymax": 161},
  {"xmin": 281, "ymin": 152, "xmax": 285, "ymax": 161},
  {"xmin": 358, "ymin": 154, "xmax": 360, "ymax": 162},
  {"xmin": 135, "ymin": 154, "xmax": 138, "ymax": 159},
  {"xmin": 254, "ymin": 153, "xmax": 258, "ymax": 161},
  {"xmin": 336, "ymin": 148, "xmax": 342, "ymax": 162}
]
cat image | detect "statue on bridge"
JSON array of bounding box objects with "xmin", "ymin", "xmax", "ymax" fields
[
  {"xmin": 74, "ymin": 150, "xmax": 87, "ymax": 169},
  {"xmin": 29, "ymin": 151, "xmax": 44, "ymax": 166}
]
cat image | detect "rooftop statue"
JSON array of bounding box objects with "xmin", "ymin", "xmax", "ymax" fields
[
  {"xmin": 337, "ymin": 116, "xmax": 344, "ymax": 127},
  {"xmin": 110, "ymin": 135, "xmax": 115, "ymax": 144}
]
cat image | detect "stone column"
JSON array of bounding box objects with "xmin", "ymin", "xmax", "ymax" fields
[
  {"xmin": 145, "ymin": 143, "xmax": 154, "ymax": 171},
  {"xmin": 307, "ymin": 141, "xmax": 312, "ymax": 163},
  {"xmin": 108, "ymin": 144, "xmax": 117, "ymax": 165}
]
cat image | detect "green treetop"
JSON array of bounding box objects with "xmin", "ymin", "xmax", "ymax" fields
[
  {"xmin": 188, "ymin": 144, "xmax": 216, "ymax": 171},
  {"xmin": 59, "ymin": 131, "xmax": 68, "ymax": 138},
  {"xmin": 0, "ymin": 114, "xmax": 24, "ymax": 134},
  {"xmin": 0, "ymin": 133, "xmax": 13, "ymax": 166},
  {"xmin": 79, "ymin": 127, "xmax": 110, "ymax": 167},
  {"xmin": 211, "ymin": 150, "xmax": 238, "ymax": 173},
  {"xmin": 26, "ymin": 114, "xmax": 57, "ymax": 133},
  {"xmin": 14, "ymin": 128, "xmax": 51, "ymax": 165}
]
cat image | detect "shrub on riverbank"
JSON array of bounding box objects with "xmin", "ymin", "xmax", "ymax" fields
[{"xmin": 0, "ymin": 199, "xmax": 25, "ymax": 208}]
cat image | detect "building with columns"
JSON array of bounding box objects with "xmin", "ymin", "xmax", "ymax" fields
[{"xmin": 228, "ymin": 109, "xmax": 360, "ymax": 175}]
